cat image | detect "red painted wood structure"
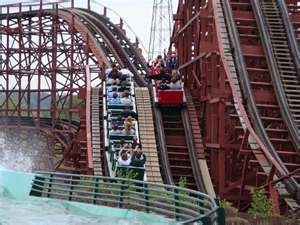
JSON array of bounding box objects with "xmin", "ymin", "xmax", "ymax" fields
[
  {"xmin": 172, "ymin": 0, "xmax": 300, "ymax": 212},
  {"xmin": 0, "ymin": 1, "xmax": 147, "ymax": 175},
  {"xmin": 0, "ymin": 0, "xmax": 300, "ymax": 214}
]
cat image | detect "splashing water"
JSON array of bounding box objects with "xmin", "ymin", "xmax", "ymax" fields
[{"xmin": 0, "ymin": 129, "xmax": 54, "ymax": 172}]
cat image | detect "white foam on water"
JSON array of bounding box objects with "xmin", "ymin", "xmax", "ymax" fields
[
  {"xmin": 0, "ymin": 129, "xmax": 54, "ymax": 172},
  {"xmin": 1, "ymin": 151, "xmax": 34, "ymax": 172}
]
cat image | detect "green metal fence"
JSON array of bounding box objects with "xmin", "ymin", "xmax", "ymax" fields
[{"xmin": 30, "ymin": 171, "xmax": 225, "ymax": 225}]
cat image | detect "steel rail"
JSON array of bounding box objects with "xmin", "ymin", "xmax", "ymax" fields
[
  {"xmin": 212, "ymin": 0, "xmax": 288, "ymax": 178},
  {"xmin": 63, "ymin": 9, "xmax": 125, "ymax": 68},
  {"xmin": 277, "ymin": 0, "xmax": 300, "ymax": 78},
  {"xmin": 82, "ymin": 9, "xmax": 149, "ymax": 72},
  {"xmin": 251, "ymin": 0, "xmax": 300, "ymax": 152},
  {"xmin": 72, "ymin": 10, "xmax": 134, "ymax": 71},
  {"xmin": 222, "ymin": 0, "xmax": 298, "ymax": 195},
  {"xmin": 153, "ymin": 106, "xmax": 174, "ymax": 185},
  {"xmin": 181, "ymin": 108, "xmax": 208, "ymax": 193},
  {"xmin": 76, "ymin": 8, "xmax": 148, "ymax": 87}
]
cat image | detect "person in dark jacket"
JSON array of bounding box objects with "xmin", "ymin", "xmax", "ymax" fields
[
  {"xmin": 130, "ymin": 144, "xmax": 146, "ymax": 167},
  {"xmin": 120, "ymin": 110, "xmax": 138, "ymax": 120}
]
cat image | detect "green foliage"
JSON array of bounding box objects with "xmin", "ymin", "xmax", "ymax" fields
[
  {"xmin": 78, "ymin": 177, "xmax": 95, "ymax": 191},
  {"xmin": 178, "ymin": 176, "xmax": 187, "ymax": 188},
  {"xmin": 178, "ymin": 177, "xmax": 191, "ymax": 203},
  {"xmin": 0, "ymin": 92, "xmax": 82, "ymax": 121},
  {"xmin": 116, "ymin": 169, "xmax": 138, "ymax": 180},
  {"xmin": 219, "ymin": 198, "xmax": 233, "ymax": 208},
  {"xmin": 40, "ymin": 111, "xmax": 51, "ymax": 118},
  {"xmin": 148, "ymin": 187, "xmax": 171, "ymax": 199},
  {"xmin": 248, "ymin": 189, "xmax": 273, "ymax": 217},
  {"xmin": 0, "ymin": 99, "xmax": 28, "ymax": 116}
]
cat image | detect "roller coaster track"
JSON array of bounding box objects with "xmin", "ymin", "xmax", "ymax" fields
[
  {"xmin": 70, "ymin": 8, "xmax": 212, "ymax": 191},
  {"xmin": 154, "ymin": 105, "xmax": 208, "ymax": 191},
  {"xmin": 82, "ymin": 9, "xmax": 149, "ymax": 76},
  {"xmin": 251, "ymin": 0, "xmax": 300, "ymax": 201},
  {"xmin": 202, "ymin": 0, "xmax": 300, "ymax": 210},
  {"xmin": 212, "ymin": 0, "xmax": 300, "ymax": 209},
  {"xmin": 286, "ymin": 1, "xmax": 300, "ymax": 47},
  {"xmin": 181, "ymin": 103, "xmax": 212, "ymax": 193},
  {"xmin": 154, "ymin": 106, "xmax": 173, "ymax": 185},
  {"xmin": 221, "ymin": 0, "xmax": 300, "ymax": 208},
  {"xmin": 251, "ymin": 0, "xmax": 300, "ymax": 151},
  {"xmin": 68, "ymin": 8, "xmax": 148, "ymax": 87}
]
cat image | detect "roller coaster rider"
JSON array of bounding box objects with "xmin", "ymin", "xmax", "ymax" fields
[
  {"xmin": 165, "ymin": 50, "xmax": 178, "ymax": 72},
  {"xmin": 147, "ymin": 55, "xmax": 171, "ymax": 81}
]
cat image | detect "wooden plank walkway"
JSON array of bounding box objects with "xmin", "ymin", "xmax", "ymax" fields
[
  {"xmin": 91, "ymin": 88, "xmax": 103, "ymax": 176},
  {"xmin": 135, "ymin": 87, "xmax": 162, "ymax": 183}
]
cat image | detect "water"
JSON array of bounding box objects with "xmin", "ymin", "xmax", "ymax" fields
[
  {"xmin": 0, "ymin": 196, "xmax": 173, "ymax": 225},
  {"xmin": 0, "ymin": 150, "xmax": 175, "ymax": 225},
  {"xmin": 0, "ymin": 129, "xmax": 54, "ymax": 172}
]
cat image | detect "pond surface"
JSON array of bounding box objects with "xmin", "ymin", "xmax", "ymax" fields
[{"xmin": 0, "ymin": 195, "xmax": 173, "ymax": 225}]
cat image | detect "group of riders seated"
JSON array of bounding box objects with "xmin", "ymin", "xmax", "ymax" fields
[
  {"xmin": 105, "ymin": 65, "xmax": 146, "ymax": 175},
  {"xmin": 106, "ymin": 64, "xmax": 134, "ymax": 106},
  {"xmin": 110, "ymin": 113, "xmax": 136, "ymax": 136},
  {"xmin": 146, "ymin": 51, "xmax": 181, "ymax": 90},
  {"xmin": 115, "ymin": 139, "xmax": 146, "ymax": 168}
]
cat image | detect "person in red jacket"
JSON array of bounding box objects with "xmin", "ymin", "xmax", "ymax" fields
[{"xmin": 147, "ymin": 55, "xmax": 170, "ymax": 81}]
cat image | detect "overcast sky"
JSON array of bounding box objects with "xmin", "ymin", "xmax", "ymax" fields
[
  {"xmin": 97, "ymin": 0, "xmax": 179, "ymax": 49},
  {"xmin": 0, "ymin": 0, "xmax": 179, "ymax": 54}
]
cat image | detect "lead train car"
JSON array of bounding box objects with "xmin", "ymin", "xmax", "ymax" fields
[{"xmin": 152, "ymin": 80, "xmax": 186, "ymax": 106}]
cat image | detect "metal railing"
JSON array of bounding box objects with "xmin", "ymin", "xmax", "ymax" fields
[{"xmin": 30, "ymin": 171, "xmax": 225, "ymax": 225}]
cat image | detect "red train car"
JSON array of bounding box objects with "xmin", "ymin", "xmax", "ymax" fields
[{"xmin": 152, "ymin": 80, "xmax": 185, "ymax": 105}]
